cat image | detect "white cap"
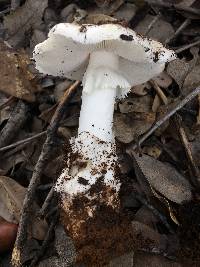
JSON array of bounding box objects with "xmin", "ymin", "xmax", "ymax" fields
[{"xmin": 33, "ymin": 22, "xmax": 176, "ymax": 88}]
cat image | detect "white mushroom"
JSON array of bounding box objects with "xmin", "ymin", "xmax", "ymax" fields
[{"xmin": 33, "ymin": 22, "xmax": 176, "ymax": 212}]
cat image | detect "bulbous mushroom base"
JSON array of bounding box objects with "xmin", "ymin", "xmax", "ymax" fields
[
  {"xmin": 60, "ymin": 190, "xmax": 134, "ymax": 266},
  {"xmin": 56, "ymin": 132, "xmax": 134, "ymax": 266}
]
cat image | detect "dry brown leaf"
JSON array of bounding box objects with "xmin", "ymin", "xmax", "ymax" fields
[
  {"xmin": 153, "ymin": 72, "xmax": 173, "ymax": 89},
  {"xmin": 152, "ymin": 94, "xmax": 162, "ymax": 113},
  {"xmin": 131, "ymin": 82, "xmax": 151, "ymax": 96},
  {"xmin": 0, "ymin": 176, "xmax": 47, "ymax": 240},
  {"xmin": 0, "ymin": 42, "xmax": 40, "ymax": 102},
  {"xmin": 4, "ymin": 0, "xmax": 48, "ymax": 47},
  {"xmin": 132, "ymin": 153, "xmax": 192, "ymax": 203},
  {"xmin": 0, "ymin": 176, "xmax": 26, "ymax": 223},
  {"xmin": 114, "ymin": 112, "xmax": 155, "ymax": 143}
]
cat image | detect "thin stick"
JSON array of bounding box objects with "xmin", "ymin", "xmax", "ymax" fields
[
  {"xmin": 144, "ymin": 13, "xmax": 161, "ymax": 35},
  {"xmin": 0, "ymin": 100, "xmax": 29, "ymax": 148},
  {"xmin": 174, "ymin": 115, "xmax": 200, "ymax": 188},
  {"xmin": 39, "ymin": 187, "xmax": 54, "ymax": 217},
  {"xmin": 146, "ymin": 0, "xmax": 200, "ymax": 16},
  {"xmin": 12, "ymin": 81, "xmax": 80, "ymax": 267},
  {"xmin": 0, "ymin": 96, "xmax": 16, "ymax": 111},
  {"xmin": 0, "ymin": 131, "xmax": 46, "ymax": 153},
  {"xmin": 166, "ymin": 18, "xmax": 191, "ymax": 44},
  {"xmin": 150, "ymin": 80, "xmax": 168, "ymax": 105},
  {"xmin": 175, "ymin": 39, "xmax": 200, "ymax": 54},
  {"xmin": 126, "ymin": 86, "xmax": 200, "ymax": 154},
  {"xmin": 30, "ymin": 213, "xmax": 58, "ymax": 267}
]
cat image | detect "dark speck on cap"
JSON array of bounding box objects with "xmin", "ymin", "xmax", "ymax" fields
[{"xmin": 120, "ymin": 34, "xmax": 133, "ymax": 41}]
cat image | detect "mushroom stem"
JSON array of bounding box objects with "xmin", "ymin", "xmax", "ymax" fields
[
  {"xmin": 78, "ymin": 87, "xmax": 116, "ymax": 142},
  {"xmin": 79, "ymin": 51, "xmax": 120, "ymax": 142}
]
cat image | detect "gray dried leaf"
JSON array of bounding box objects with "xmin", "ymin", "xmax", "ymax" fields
[
  {"xmin": 183, "ymin": 64, "xmax": 200, "ymax": 90},
  {"xmin": 4, "ymin": 0, "xmax": 48, "ymax": 47},
  {"xmin": 114, "ymin": 112, "xmax": 155, "ymax": 143},
  {"xmin": 60, "ymin": 4, "xmax": 78, "ymax": 22},
  {"xmin": 132, "ymin": 153, "xmax": 192, "ymax": 203},
  {"xmin": 133, "ymin": 252, "xmax": 182, "ymax": 267},
  {"xmin": 114, "ymin": 3, "xmax": 137, "ymax": 22},
  {"xmin": 167, "ymin": 47, "xmax": 199, "ymax": 89},
  {"xmin": 135, "ymin": 14, "xmax": 174, "ymax": 43},
  {"xmin": 134, "ymin": 206, "xmax": 158, "ymax": 228},
  {"xmin": 119, "ymin": 95, "xmax": 152, "ymax": 114},
  {"xmin": 131, "ymin": 221, "xmax": 168, "ymax": 251},
  {"xmin": 30, "ymin": 29, "xmax": 46, "ymax": 51}
]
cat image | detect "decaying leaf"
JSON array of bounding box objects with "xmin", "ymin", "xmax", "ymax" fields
[
  {"xmin": 0, "ymin": 176, "xmax": 47, "ymax": 240},
  {"xmin": 131, "ymin": 221, "xmax": 168, "ymax": 251},
  {"xmin": 153, "ymin": 72, "xmax": 173, "ymax": 89},
  {"xmin": 4, "ymin": 0, "xmax": 48, "ymax": 47},
  {"xmin": 132, "ymin": 153, "xmax": 192, "ymax": 203},
  {"xmin": 119, "ymin": 95, "xmax": 152, "ymax": 114},
  {"xmin": 114, "ymin": 112, "xmax": 155, "ymax": 143},
  {"xmin": 183, "ymin": 63, "xmax": 200, "ymax": 90},
  {"xmin": 131, "ymin": 82, "xmax": 150, "ymax": 96},
  {"xmin": 167, "ymin": 47, "xmax": 199, "ymax": 90},
  {"xmin": 0, "ymin": 42, "xmax": 40, "ymax": 101},
  {"xmin": 167, "ymin": 58, "xmax": 191, "ymax": 89}
]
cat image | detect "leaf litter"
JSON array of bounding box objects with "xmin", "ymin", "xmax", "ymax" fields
[{"xmin": 1, "ymin": 0, "xmax": 200, "ymax": 266}]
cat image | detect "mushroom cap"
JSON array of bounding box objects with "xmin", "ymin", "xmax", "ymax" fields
[{"xmin": 33, "ymin": 22, "xmax": 176, "ymax": 86}]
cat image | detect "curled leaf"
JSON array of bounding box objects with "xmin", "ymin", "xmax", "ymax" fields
[{"xmin": 132, "ymin": 153, "xmax": 192, "ymax": 203}]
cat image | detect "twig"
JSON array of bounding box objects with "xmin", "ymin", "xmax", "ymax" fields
[
  {"xmin": 126, "ymin": 86, "xmax": 200, "ymax": 154},
  {"xmin": 133, "ymin": 191, "xmax": 174, "ymax": 234},
  {"xmin": 39, "ymin": 187, "xmax": 54, "ymax": 217},
  {"xmin": 0, "ymin": 96, "xmax": 16, "ymax": 111},
  {"xmin": 150, "ymin": 82, "xmax": 200, "ymax": 188},
  {"xmin": 174, "ymin": 115, "xmax": 200, "ymax": 188},
  {"xmin": 144, "ymin": 13, "xmax": 161, "ymax": 35},
  {"xmin": 0, "ymin": 100, "xmax": 29, "ymax": 148},
  {"xmin": 0, "ymin": 7, "xmax": 10, "ymax": 17},
  {"xmin": 0, "ymin": 131, "xmax": 46, "ymax": 153},
  {"xmin": 165, "ymin": 18, "xmax": 191, "ymax": 44},
  {"xmin": 12, "ymin": 81, "xmax": 80, "ymax": 267},
  {"xmin": 175, "ymin": 39, "xmax": 200, "ymax": 54},
  {"xmin": 150, "ymin": 80, "xmax": 168, "ymax": 105},
  {"xmin": 37, "ymin": 183, "xmax": 53, "ymax": 191},
  {"xmin": 30, "ymin": 213, "xmax": 58, "ymax": 267},
  {"xmin": 146, "ymin": 0, "xmax": 200, "ymax": 16}
]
